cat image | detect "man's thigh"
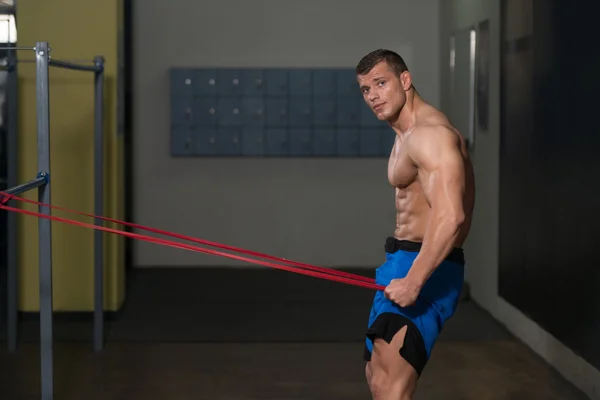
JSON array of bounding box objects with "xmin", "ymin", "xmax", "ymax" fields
[{"xmin": 369, "ymin": 325, "xmax": 418, "ymax": 398}]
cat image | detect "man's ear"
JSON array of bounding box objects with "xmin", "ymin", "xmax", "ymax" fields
[{"xmin": 400, "ymin": 71, "xmax": 412, "ymax": 91}]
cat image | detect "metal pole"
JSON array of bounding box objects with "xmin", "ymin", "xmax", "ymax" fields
[
  {"xmin": 6, "ymin": 49, "xmax": 18, "ymax": 353},
  {"xmin": 93, "ymin": 56, "xmax": 104, "ymax": 352},
  {"xmin": 35, "ymin": 41, "xmax": 54, "ymax": 400},
  {"xmin": 49, "ymin": 58, "xmax": 102, "ymax": 73},
  {"xmin": 2, "ymin": 175, "xmax": 48, "ymax": 197},
  {"xmin": 0, "ymin": 46, "xmax": 36, "ymax": 51}
]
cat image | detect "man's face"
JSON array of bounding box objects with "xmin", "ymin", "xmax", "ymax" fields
[{"xmin": 357, "ymin": 61, "xmax": 411, "ymax": 121}]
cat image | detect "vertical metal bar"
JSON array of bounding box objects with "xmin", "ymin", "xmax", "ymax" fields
[
  {"xmin": 93, "ymin": 56, "xmax": 104, "ymax": 352},
  {"xmin": 35, "ymin": 41, "xmax": 54, "ymax": 400},
  {"xmin": 6, "ymin": 49, "xmax": 18, "ymax": 353}
]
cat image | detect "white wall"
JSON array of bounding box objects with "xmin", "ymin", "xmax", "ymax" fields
[
  {"xmin": 439, "ymin": 1, "xmax": 600, "ymax": 398},
  {"xmin": 131, "ymin": 0, "xmax": 440, "ymax": 268}
]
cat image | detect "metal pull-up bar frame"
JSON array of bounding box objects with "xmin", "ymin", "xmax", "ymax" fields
[{"xmin": 0, "ymin": 42, "xmax": 106, "ymax": 400}]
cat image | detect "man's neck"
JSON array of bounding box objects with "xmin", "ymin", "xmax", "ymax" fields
[{"xmin": 390, "ymin": 90, "xmax": 422, "ymax": 136}]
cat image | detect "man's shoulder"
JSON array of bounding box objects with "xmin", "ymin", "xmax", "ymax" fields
[
  {"xmin": 408, "ymin": 122, "xmax": 459, "ymax": 146},
  {"xmin": 407, "ymin": 122, "xmax": 464, "ymax": 168}
]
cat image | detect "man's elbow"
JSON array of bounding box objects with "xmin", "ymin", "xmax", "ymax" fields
[
  {"xmin": 441, "ymin": 210, "xmax": 465, "ymax": 231},
  {"xmin": 453, "ymin": 211, "xmax": 466, "ymax": 227}
]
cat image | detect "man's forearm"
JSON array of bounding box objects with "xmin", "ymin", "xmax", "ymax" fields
[{"xmin": 406, "ymin": 212, "xmax": 464, "ymax": 287}]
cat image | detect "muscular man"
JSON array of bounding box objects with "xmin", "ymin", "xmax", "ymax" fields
[{"xmin": 356, "ymin": 49, "xmax": 475, "ymax": 399}]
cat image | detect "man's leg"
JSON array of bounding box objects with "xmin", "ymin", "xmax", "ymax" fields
[{"xmin": 366, "ymin": 325, "xmax": 418, "ymax": 400}]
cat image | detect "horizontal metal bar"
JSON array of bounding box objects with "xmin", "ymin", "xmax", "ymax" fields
[
  {"xmin": 1, "ymin": 172, "xmax": 49, "ymax": 200},
  {"xmin": 0, "ymin": 46, "xmax": 35, "ymax": 51},
  {"xmin": 54, "ymin": 58, "xmax": 101, "ymax": 64},
  {"xmin": 12, "ymin": 58, "xmax": 97, "ymax": 64},
  {"xmin": 0, "ymin": 58, "xmax": 105, "ymax": 70},
  {"xmin": 6, "ymin": 59, "xmax": 35, "ymax": 64},
  {"xmin": 0, "ymin": 4, "xmax": 15, "ymax": 14},
  {"xmin": 49, "ymin": 58, "xmax": 103, "ymax": 73}
]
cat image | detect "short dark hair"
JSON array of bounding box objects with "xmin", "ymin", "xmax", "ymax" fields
[{"xmin": 355, "ymin": 49, "xmax": 409, "ymax": 76}]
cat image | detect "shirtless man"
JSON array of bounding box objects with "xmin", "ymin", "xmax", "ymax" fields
[{"xmin": 357, "ymin": 49, "xmax": 475, "ymax": 399}]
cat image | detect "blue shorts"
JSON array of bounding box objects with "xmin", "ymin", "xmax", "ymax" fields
[{"xmin": 363, "ymin": 237, "xmax": 465, "ymax": 376}]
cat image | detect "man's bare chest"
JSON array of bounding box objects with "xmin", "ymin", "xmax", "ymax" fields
[{"xmin": 387, "ymin": 138, "xmax": 418, "ymax": 188}]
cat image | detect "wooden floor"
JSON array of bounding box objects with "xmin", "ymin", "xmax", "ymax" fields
[
  {"xmin": 0, "ymin": 268, "xmax": 591, "ymax": 399},
  {"xmin": 0, "ymin": 340, "xmax": 589, "ymax": 400}
]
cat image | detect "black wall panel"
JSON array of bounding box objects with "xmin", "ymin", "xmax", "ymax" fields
[{"xmin": 499, "ymin": 0, "xmax": 600, "ymax": 369}]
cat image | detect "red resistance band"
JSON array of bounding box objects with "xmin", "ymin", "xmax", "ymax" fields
[{"xmin": 0, "ymin": 192, "xmax": 384, "ymax": 291}]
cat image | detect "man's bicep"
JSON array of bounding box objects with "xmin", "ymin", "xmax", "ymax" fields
[{"xmin": 413, "ymin": 129, "xmax": 466, "ymax": 211}]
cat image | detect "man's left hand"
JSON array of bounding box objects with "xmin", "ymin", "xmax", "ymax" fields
[{"xmin": 384, "ymin": 277, "xmax": 422, "ymax": 307}]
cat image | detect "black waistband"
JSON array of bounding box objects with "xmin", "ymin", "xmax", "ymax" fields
[{"xmin": 384, "ymin": 237, "xmax": 465, "ymax": 265}]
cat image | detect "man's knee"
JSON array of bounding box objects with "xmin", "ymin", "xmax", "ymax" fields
[
  {"xmin": 368, "ymin": 361, "xmax": 413, "ymax": 399},
  {"xmin": 369, "ymin": 364, "xmax": 392, "ymax": 397},
  {"xmin": 365, "ymin": 362, "xmax": 373, "ymax": 389}
]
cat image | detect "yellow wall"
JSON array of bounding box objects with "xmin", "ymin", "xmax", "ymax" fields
[{"xmin": 15, "ymin": 1, "xmax": 125, "ymax": 311}]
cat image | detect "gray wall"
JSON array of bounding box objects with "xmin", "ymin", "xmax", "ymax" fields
[
  {"xmin": 439, "ymin": 0, "xmax": 500, "ymax": 322},
  {"xmin": 439, "ymin": 1, "xmax": 600, "ymax": 398},
  {"xmin": 131, "ymin": 0, "xmax": 440, "ymax": 268}
]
